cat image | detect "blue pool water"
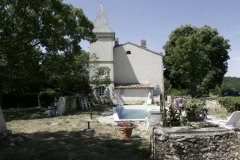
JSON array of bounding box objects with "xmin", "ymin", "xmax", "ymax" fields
[{"xmin": 116, "ymin": 107, "xmax": 148, "ymax": 119}]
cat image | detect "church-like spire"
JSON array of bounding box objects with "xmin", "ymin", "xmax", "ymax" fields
[{"xmin": 93, "ymin": 3, "xmax": 113, "ymax": 33}]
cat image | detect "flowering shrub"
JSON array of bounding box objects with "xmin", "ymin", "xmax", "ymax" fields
[
  {"xmin": 170, "ymin": 97, "xmax": 205, "ymax": 126},
  {"xmin": 175, "ymin": 97, "xmax": 184, "ymax": 109},
  {"xmin": 173, "ymin": 109, "xmax": 188, "ymax": 126},
  {"xmin": 116, "ymin": 121, "xmax": 135, "ymax": 128},
  {"xmin": 182, "ymin": 98, "xmax": 205, "ymax": 114}
]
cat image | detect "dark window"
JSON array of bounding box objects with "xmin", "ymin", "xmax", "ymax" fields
[
  {"xmin": 96, "ymin": 86, "xmax": 106, "ymax": 96},
  {"xmin": 126, "ymin": 51, "xmax": 131, "ymax": 54},
  {"xmin": 153, "ymin": 89, "xmax": 159, "ymax": 96},
  {"xmin": 120, "ymin": 89, "xmax": 124, "ymax": 95}
]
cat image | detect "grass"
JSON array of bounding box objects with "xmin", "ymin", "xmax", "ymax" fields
[
  {"xmin": 2, "ymin": 106, "xmax": 240, "ymax": 159},
  {"xmin": 208, "ymin": 108, "xmax": 231, "ymax": 120},
  {"xmin": 1, "ymin": 105, "xmax": 151, "ymax": 160}
]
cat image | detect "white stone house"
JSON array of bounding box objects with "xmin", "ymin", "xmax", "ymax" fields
[{"xmin": 89, "ymin": 4, "xmax": 164, "ymax": 105}]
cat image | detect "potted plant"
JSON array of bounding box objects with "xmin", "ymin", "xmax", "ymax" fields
[{"xmin": 116, "ymin": 121, "xmax": 135, "ymax": 139}]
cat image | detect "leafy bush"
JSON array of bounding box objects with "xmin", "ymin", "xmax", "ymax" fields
[
  {"xmin": 218, "ymin": 97, "xmax": 240, "ymax": 112},
  {"xmin": 3, "ymin": 92, "xmax": 38, "ymax": 108},
  {"xmin": 169, "ymin": 89, "xmax": 189, "ymax": 97},
  {"xmin": 38, "ymin": 89, "xmax": 58, "ymax": 108},
  {"xmin": 183, "ymin": 98, "xmax": 205, "ymax": 113}
]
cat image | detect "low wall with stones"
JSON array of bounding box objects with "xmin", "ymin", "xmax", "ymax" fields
[
  {"xmin": 150, "ymin": 126, "xmax": 238, "ymax": 160},
  {"xmin": 169, "ymin": 96, "xmax": 226, "ymax": 111},
  {"xmin": 205, "ymin": 98, "xmax": 227, "ymax": 111}
]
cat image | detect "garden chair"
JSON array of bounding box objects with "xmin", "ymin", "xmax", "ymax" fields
[
  {"xmin": 207, "ymin": 111, "xmax": 240, "ymax": 130},
  {"xmin": 45, "ymin": 106, "xmax": 57, "ymax": 117},
  {"xmin": 143, "ymin": 99, "xmax": 152, "ymax": 106},
  {"xmin": 81, "ymin": 100, "xmax": 91, "ymax": 110},
  {"xmin": 145, "ymin": 110, "xmax": 162, "ymax": 129},
  {"xmin": 112, "ymin": 99, "xmax": 122, "ymax": 107}
]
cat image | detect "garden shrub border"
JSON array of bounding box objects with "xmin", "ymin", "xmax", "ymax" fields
[{"xmin": 217, "ymin": 97, "xmax": 240, "ymax": 112}]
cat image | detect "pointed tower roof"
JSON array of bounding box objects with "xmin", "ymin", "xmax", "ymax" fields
[{"xmin": 93, "ymin": 3, "xmax": 113, "ymax": 33}]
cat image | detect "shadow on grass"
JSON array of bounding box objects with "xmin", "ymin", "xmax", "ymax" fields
[
  {"xmin": 0, "ymin": 130, "xmax": 151, "ymax": 160},
  {"xmin": 3, "ymin": 105, "xmax": 109, "ymax": 122},
  {"xmin": 3, "ymin": 107, "xmax": 47, "ymax": 122},
  {"xmin": 1, "ymin": 105, "xmax": 152, "ymax": 159}
]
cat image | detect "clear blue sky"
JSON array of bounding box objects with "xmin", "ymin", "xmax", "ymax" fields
[{"xmin": 63, "ymin": 0, "xmax": 240, "ymax": 78}]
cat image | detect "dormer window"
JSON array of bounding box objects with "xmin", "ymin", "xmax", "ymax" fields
[{"xmin": 126, "ymin": 51, "xmax": 131, "ymax": 54}]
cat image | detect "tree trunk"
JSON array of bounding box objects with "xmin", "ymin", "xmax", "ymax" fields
[{"xmin": 0, "ymin": 88, "xmax": 7, "ymax": 133}]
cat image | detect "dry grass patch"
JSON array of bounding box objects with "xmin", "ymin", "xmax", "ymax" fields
[
  {"xmin": 1, "ymin": 106, "xmax": 151, "ymax": 160},
  {"xmin": 208, "ymin": 108, "xmax": 231, "ymax": 120}
]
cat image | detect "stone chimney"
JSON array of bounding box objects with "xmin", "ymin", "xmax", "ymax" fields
[
  {"xmin": 141, "ymin": 39, "xmax": 146, "ymax": 48},
  {"xmin": 115, "ymin": 38, "xmax": 119, "ymax": 46}
]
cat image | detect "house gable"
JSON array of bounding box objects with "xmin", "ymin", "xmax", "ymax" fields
[
  {"xmin": 114, "ymin": 41, "xmax": 164, "ymax": 57},
  {"xmin": 113, "ymin": 42, "xmax": 164, "ymax": 92}
]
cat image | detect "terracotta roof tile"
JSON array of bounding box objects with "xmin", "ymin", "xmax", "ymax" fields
[{"xmin": 114, "ymin": 83, "xmax": 154, "ymax": 89}]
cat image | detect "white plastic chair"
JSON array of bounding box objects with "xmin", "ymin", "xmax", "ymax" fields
[
  {"xmin": 81, "ymin": 100, "xmax": 90, "ymax": 109},
  {"xmin": 112, "ymin": 99, "xmax": 119, "ymax": 106},
  {"xmin": 143, "ymin": 99, "xmax": 152, "ymax": 106},
  {"xmin": 207, "ymin": 111, "xmax": 240, "ymax": 130},
  {"xmin": 84, "ymin": 100, "xmax": 91, "ymax": 109},
  {"xmin": 145, "ymin": 110, "xmax": 162, "ymax": 129}
]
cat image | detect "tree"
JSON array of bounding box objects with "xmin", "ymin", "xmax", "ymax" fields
[
  {"xmin": 41, "ymin": 49, "xmax": 92, "ymax": 95},
  {"xmin": 163, "ymin": 25, "xmax": 231, "ymax": 97},
  {"xmin": 221, "ymin": 77, "xmax": 240, "ymax": 94},
  {"xmin": 0, "ymin": 0, "xmax": 96, "ymax": 132}
]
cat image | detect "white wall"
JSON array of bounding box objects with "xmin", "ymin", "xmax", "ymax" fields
[
  {"xmin": 89, "ymin": 34, "xmax": 115, "ymax": 98},
  {"xmin": 115, "ymin": 88, "xmax": 150, "ymax": 104},
  {"xmin": 114, "ymin": 43, "xmax": 164, "ymax": 94},
  {"xmin": 90, "ymin": 37, "xmax": 114, "ymax": 61}
]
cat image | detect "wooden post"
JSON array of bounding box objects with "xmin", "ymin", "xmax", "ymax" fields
[
  {"xmin": 159, "ymin": 93, "xmax": 163, "ymax": 111},
  {"xmin": 159, "ymin": 93, "xmax": 166, "ymax": 126},
  {"xmin": 160, "ymin": 93, "xmax": 166, "ymax": 126}
]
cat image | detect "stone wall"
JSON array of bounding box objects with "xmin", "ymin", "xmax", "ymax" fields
[
  {"xmin": 151, "ymin": 126, "xmax": 238, "ymax": 160},
  {"xmin": 205, "ymin": 98, "xmax": 227, "ymax": 111},
  {"xmin": 56, "ymin": 95, "xmax": 84, "ymax": 116},
  {"xmin": 170, "ymin": 96, "xmax": 227, "ymax": 111}
]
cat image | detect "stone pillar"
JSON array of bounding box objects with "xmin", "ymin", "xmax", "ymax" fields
[
  {"xmin": 56, "ymin": 97, "xmax": 66, "ymax": 116},
  {"xmin": 0, "ymin": 108, "xmax": 7, "ymax": 133}
]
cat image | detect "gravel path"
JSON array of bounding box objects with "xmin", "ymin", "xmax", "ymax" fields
[{"xmin": 97, "ymin": 108, "xmax": 231, "ymax": 140}]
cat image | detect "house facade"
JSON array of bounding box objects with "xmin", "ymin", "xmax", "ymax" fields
[{"xmin": 89, "ymin": 4, "xmax": 164, "ymax": 105}]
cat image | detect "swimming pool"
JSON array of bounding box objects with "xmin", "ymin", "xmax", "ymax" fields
[
  {"xmin": 114, "ymin": 106, "xmax": 148, "ymax": 121},
  {"xmin": 113, "ymin": 105, "xmax": 160, "ymax": 121}
]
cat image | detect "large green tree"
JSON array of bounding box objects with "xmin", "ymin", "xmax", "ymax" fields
[
  {"xmin": 0, "ymin": 0, "xmax": 96, "ymax": 132},
  {"xmin": 41, "ymin": 49, "xmax": 92, "ymax": 95},
  {"xmin": 163, "ymin": 25, "xmax": 231, "ymax": 97}
]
